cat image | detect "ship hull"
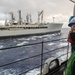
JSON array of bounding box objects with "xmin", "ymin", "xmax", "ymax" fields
[{"xmin": 0, "ymin": 23, "xmax": 63, "ymax": 39}]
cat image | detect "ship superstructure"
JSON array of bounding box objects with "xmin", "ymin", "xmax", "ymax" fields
[{"xmin": 0, "ymin": 10, "xmax": 63, "ymax": 38}]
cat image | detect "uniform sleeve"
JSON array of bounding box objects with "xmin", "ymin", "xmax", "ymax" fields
[
  {"xmin": 67, "ymin": 34, "xmax": 70, "ymax": 42},
  {"xmin": 67, "ymin": 33, "xmax": 75, "ymax": 43}
]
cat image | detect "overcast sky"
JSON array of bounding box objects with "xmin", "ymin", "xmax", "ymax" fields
[{"xmin": 0, "ymin": 0, "xmax": 74, "ymax": 27}]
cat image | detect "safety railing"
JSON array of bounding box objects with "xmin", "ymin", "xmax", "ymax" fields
[{"xmin": 0, "ymin": 38, "xmax": 70, "ymax": 75}]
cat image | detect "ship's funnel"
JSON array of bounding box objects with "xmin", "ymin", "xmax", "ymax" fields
[{"xmin": 73, "ymin": 4, "xmax": 75, "ymax": 16}]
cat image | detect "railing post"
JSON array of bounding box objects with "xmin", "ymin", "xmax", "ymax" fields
[{"xmin": 40, "ymin": 41, "xmax": 43, "ymax": 75}]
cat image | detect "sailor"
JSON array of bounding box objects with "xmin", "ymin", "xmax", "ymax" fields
[{"xmin": 68, "ymin": 16, "xmax": 75, "ymax": 53}]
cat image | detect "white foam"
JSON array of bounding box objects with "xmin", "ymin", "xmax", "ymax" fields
[
  {"xmin": 29, "ymin": 37, "xmax": 36, "ymax": 40},
  {"xmin": 56, "ymin": 50, "xmax": 66, "ymax": 56},
  {"xmin": 14, "ymin": 40, "xmax": 17, "ymax": 43},
  {"xmin": 43, "ymin": 38, "xmax": 48, "ymax": 41},
  {"xmin": 18, "ymin": 36, "xmax": 36, "ymax": 41},
  {"xmin": 0, "ymin": 69, "xmax": 19, "ymax": 75},
  {"xmin": 48, "ymin": 43, "xmax": 54, "ymax": 46},
  {"xmin": 58, "ymin": 43, "xmax": 68, "ymax": 47},
  {"xmin": 26, "ymin": 68, "xmax": 40, "ymax": 75},
  {"xmin": 18, "ymin": 38, "xmax": 26, "ymax": 40},
  {"xmin": 0, "ymin": 45, "xmax": 3, "ymax": 52},
  {"xmin": 16, "ymin": 41, "xmax": 29, "ymax": 46},
  {"xmin": 0, "ymin": 45, "xmax": 3, "ymax": 49}
]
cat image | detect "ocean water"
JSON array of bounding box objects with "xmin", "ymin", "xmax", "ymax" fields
[{"xmin": 0, "ymin": 28, "xmax": 71, "ymax": 75}]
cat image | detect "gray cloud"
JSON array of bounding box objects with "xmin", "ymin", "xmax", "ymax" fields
[{"xmin": 0, "ymin": 0, "xmax": 74, "ymax": 22}]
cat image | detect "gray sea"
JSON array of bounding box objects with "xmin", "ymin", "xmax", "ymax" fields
[{"xmin": 0, "ymin": 28, "xmax": 70, "ymax": 75}]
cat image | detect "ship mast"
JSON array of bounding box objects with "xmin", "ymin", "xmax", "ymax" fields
[
  {"xmin": 9, "ymin": 12, "xmax": 15, "ymax": 25},
  {"xmin": 26, "ymin": 13, "xmax": 32, "ymax": 24},
  {"xmin": 5, "ymin": 13, "xmax": 8, "ymax": 26},
  {"xmin": 53, "ymin": 17, "xmax": 55, "ymax": 23},
  {"xmin": 38, "ymin": 10, "xmax": 44, "ymax": 24},
  {"xmin": 29, "ymin": 14, "xmax": 32, "ymax": 24},
  {"xmin": 18, "ymin": 10, "xmax": 22, "ymax": 25},
  {"xmin": 41, "ymin": 10, "xmax": 44, "ymax": 24},
  {"xmin": 26, "ymin": 13, "xmax": 29, "ymax": 24},
  {"xmin": 38, "ymin": 12, "xmax": 40, "ymax": 24}
]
